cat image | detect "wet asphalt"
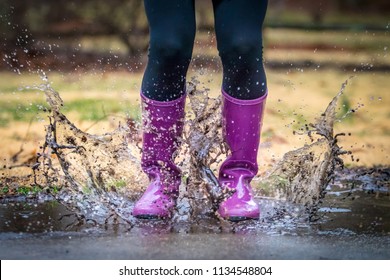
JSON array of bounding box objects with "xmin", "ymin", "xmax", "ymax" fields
[{"xmin": 1, "ymin": 230, "xmax": 389, "ymax": 259}]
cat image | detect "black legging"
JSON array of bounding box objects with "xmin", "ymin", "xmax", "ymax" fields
[{"xmin": 142, "ymin": 0, "xmax": 268, "ymax": 101}]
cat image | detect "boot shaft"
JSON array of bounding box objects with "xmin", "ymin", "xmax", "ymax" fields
[
  {"xmin": 221, "ymin": 90, "xmax": 267, "ymax": 174},
  {"xmin": 141, "ymin": 92, "xmax": 186, "ymax": 175}
]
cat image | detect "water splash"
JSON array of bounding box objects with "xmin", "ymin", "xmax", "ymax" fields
[
  {"xmin": 31, "ymin": 72, "xmax": 145, "ymax": 226},
  {"xmin": 172, "ymin": 78, "xmax": 235, "ymax": 231},
  {"xmin": 4, "ymin": 74, "xmax": 355, "ymax": 230},
  {"xmin": 259, "ymin": 79, "xmax": 352, "ymax": 220}
]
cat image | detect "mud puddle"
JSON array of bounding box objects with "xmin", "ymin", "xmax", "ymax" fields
[
  {"xmin": 0, "ymin": 172, "xmax": 389, "ymax": 260},
  {"xmin": 0, "ymin": 75, "xmax": 389, "ymax": 259},
  {"xmin": 1, "ymin": 166, "xmax": 389, "ymax": 236}
]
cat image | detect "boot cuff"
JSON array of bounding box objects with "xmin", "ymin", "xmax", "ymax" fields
[
  {"xmin": 222, "ymin": 89, "xmax": 267, "ymax": 105},
  {"xmin": 141, "ymin": 92, "xmax": 187, "ymax": 107}
]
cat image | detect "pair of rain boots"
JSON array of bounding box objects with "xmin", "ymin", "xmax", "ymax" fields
[{"xmin": 132, "ymin": 90, "xmax": 267, "ymax": 221}]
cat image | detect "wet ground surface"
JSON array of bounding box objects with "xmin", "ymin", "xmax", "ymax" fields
[
  {"xmin": 1, "ymin": 175, "xmax": 389, "ymax": 260},
  {"xmin": 1, "ymin": 228, "xmax": 389, "ymax": 260}
]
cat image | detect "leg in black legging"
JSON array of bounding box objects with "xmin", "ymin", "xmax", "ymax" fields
[
  {"xmin": 212, "ymin": 0, "xmax": 268, "ymax": 100},
  {"xmin": 142, "ymin": 0, "xmax": 196, "ymax": 101}
]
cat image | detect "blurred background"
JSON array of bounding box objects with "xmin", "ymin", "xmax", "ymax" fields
[
  {"xmin": 0, "ymin": 0, "xmax": 389, "ymax": 177},
  {"xmin": 1, "ymin": 0, "xmax": 389, "ymax": 69}
]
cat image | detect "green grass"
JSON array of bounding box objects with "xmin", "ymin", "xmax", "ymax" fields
[
  {"xmin": 63, "ymin": 98, "xmax": 140, "ymax": 121},
  {"xmin": 338, "ymin": 95, "xmax": 354, "ymax": 122},
  {"xmin": 109, "ymin": 179, "xmax": 127, "ymax": 189},
  {"xmin": 48, "ymin": 185, "xmax": 61, "ymax": 195},
  {"xmin": 1, "ymin": 186, "xmax": 9, "ymax": 195},
  {"xmin": 0, "ymin": 72, "xmax": 141, "ymax": 126},
  {"xmin": 0, "ymin": 98, "xmax": 140, "ymax": 126},
  {"xmin": 0, "ymin": 185, "xmax": 42, "ymax": 196},
  {"xmin": 0, "ymin": 100, "xmax": 48, "ymax": 126},
  {"xmin": 16, "ymin": 185, "xmax": 41, "ymax": 195}
]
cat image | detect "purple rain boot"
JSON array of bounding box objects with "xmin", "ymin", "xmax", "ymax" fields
[
  {"xmin": 217, "ymin": 90, "xmax": 267, "ymax": 221},
  {"xmin": 132, "ymin": 93, "xmax": 186, "ymax": 219}
]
